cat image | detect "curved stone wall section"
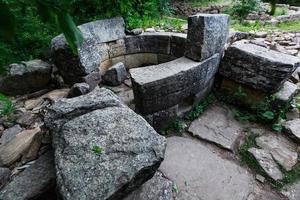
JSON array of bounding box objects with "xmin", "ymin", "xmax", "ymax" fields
[
  {"xmin": 130, "ymin": 54, "xmax": 220, "ymax": 115},
  {"xmin": 100, "ymin": 33, "xmax": 187, "ymax": 72}
]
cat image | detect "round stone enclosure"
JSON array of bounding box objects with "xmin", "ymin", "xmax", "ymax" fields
[{"xmin": 99, "ymin": 32, "xmax": 187, "ymax": 73}]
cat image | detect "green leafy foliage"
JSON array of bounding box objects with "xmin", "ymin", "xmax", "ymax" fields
[
  {"xmin": 91, "ymin": 145, "xmax": 103, "ymax": 155},
  {"xmin": 0, "ymin": 93, "xmax": 14, "ymax": 117},
  {"xmin": 0, "ymin": 0, "xmax": 171, "ymax": 68},
  {"xmin": 187, "ymin": 93, "xmax": 216, "ymax": 120},
  {"xmin": 226, "ymin": 0, "xmax": 262, "ymax": 20}
]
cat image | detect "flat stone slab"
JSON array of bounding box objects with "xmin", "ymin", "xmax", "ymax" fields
[
  {"xmin": 159, "ymin": 137, "xmax": 255, "ymax": 200},
  {"xmin": 274, "ymin": 81, "xmax": 298, "ymax": 106},
  {"xmin": 248, "ymin": 148, "xmax": 283, "ymax": 181},
  {"xmin": 220, "ymin": 41, "xmax": 300, "ymax": 92},
  {"xmin": 283, "ymin": 119, "xmax": 300, "ymax": 143},
  {"xmin": 130, "ymin": 54, "xmax": 220, "ymax": 114},
  {"xmin": 188, "ymin": 104, "xmax": 243, "ymax": 151},
  {"xmin": 256, "ymin": 134, "xmax": 298, "ymax": 171}
]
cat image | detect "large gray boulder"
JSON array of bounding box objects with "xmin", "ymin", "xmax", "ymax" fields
[
  {"xmin": 0, "ymin": 60, "xmax": 52, "ymax": 96},
  {"xmin": 51, "ymin": 17, "xmax": 125, "ymax": 84},
  {"xmin": 219, "ymin": 41, "xmax": 300, "ymax": 92},
  {"xmin": 130, "ymin": 54, "xmax": 220, "ymax": 114},
  {"xmin": 44, "ymin": 87, "xmax": 166, "ymax": 200},
  {"xmin": 185, "ymin": 14, "xmax": 230, "ymax": 61},
  {"xmin": 0, "ymin": 151, "xmax": 56, "ymax": 200}
]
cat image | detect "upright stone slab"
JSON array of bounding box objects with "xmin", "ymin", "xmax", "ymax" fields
[
  {"xmin": 130, "ymin": 54, "xmax": 220, "ymax": 114},
  {"xmin": 51, "ymin": 17, "xmax": 125, "ymax": 84},
  {"xmin": 185, "ymin": 14, "xmax": 229, "ymax": 61},
  {"xmin": 220, "ymin": 41, "xmax": 300, "ymax": 92},
  {"xmin": 44, "ymin": 87, "xmax": 166, "ymax": 200}
]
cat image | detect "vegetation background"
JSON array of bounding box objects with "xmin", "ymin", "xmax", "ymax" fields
[{"xmin": 0, "ymin": 0, "xmax": 299, "ymax": 71}]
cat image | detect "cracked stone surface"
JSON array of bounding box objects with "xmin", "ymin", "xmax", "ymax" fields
[
  {"xmin": 256, "ymin": 134, "xmax": 298, "ymax": 171},
  {"xmin": 282, "ymin": 181, "xmax": 300, "ymax": 200},
  {"xmin": 248, "ymin": 148, "xmax": 283, "ymax": 181},
  {"xmin": 159, "ymin": 136, "xmax": 255, "ymax": 200},
  {"xmin": 188, "ymin": 104, "xmax": 243, "ymax": 151}
]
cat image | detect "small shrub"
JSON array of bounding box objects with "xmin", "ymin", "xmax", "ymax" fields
[
  {"xmin": 0, "ymin": 93, "xmax": 14, "ymax": 117},
  {"xmin": 227, "ymin": 0, "xmax": 262, "ymax": 20}
]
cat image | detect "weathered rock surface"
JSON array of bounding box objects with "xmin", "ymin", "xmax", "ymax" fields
[
  {"xmin": 255, "ymin": 134, "xmax": 298, "ymax": 171},
  {"xmin": 220, "ymin": 41, "xmax": 300, "ymax": 92},
  {"xmin": 145, "ymin": 105, "xmax": 179, "ymax": 131},
  {"xmin": 130, "ymin": 54, "xmax": 220, "ymax": 114},
  {"xmin": 274, "ymin": 81, "xmax": 298, "ymax": 106},
  {"xmin": 124, "ymin": 172, "xmax": 173, "ymax": 200},
  {"xmin": 102, "ymin": 62, "xmax": 127, "ymax": 86},
  {"xmin": 0, "ymin": 127, "xmax": 41, "ymax": 167},
  {"xmin": 282, "ymin": 181, "xmax": 300, "ymax": 200},
  {"xmin": 124, "ymin": 32, "xmax": 186, "ymax": 58},
  {"xmin": 0, "ymin": 151, "xmax": 56, "ymax": 200},
  {"xmin": 185, "ymin": 14, "xmax": 229, "ymax": 61},
  {"xmin": 0, "ymin": 60, "xmax": 52, "ymax": 96},
  {"xmin": 67, "ymin": 82, "xmax": 90, "ymax": 98},
  {"xmin": 0, "ymin": 125, "xmax": 23, "ymax": 145},
  {"xmin": 248, "ymin": 148, "xmax": 283, "ymax": 181},
  {"xmin": 44, "ymin": 87, "xmax": 166, "ymax": 200},
  {"xmin": 0, "ymin": 168, "xmax": 11, "ymax": 188},
  {"xmin": 51, "ymin": 17, "xmax": 125, "ymax": 84},
  {"xmin": 283, "ymin": 119, "xmax": 300, "ymax": 143},
  {"xmin": 188, "ymin": 104, "xmax": 243, "ymax": 151},
  {"xmin": 159, "ymin": 137, "xmax": 255, "ymax": 200},
  {"xmin": 24, "ymin": 88, "xmax": 70, "ymax": 110}
]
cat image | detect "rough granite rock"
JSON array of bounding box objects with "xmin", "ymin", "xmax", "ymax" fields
[
  {"xmin": 159, "ymin": 137, "xmax": 255, "ymax": 200},
  {"xmin": 44, "ymin": 87, "xmax": 166, "ymax": 200},
  {"xmin": 0, "ymin": 168, "xmax": 11, "ymax": 188},
  {"xmin": 0, "ymin": 151, "xmax": 56, "ymax": 200},
  {"xmin": 67, "ymin": 82, "xmax": 90, "ymax": 98},
  {"xmin": 185, "ymin": 14, "xmax": 230, "ymax": 61},
  {"xmin": 124, "ymin": 172, "xmax": 173, "ymax": 200},
  {"xmin": 282, "ymin": 181, "xmax": 300, "ymax": 200},
  {"xmin": 0, "ymin": 60, "xmax": 52, "ymax": 96},
  {"xmin": 220, "ymin": 41, "xmax": 300, "ymax": 92},
  {"xmin": 0, "ymin": 125, "xmax": 23, "ymax": 145},
  {"xmin": 130, "ymin": 54, "xmax": 220, "ymax": 114},
  {"xmin": 248, "ymin": 148, "xmax": 283, "ymax": 181},
  {"xmin": 51, "ymin": 17, "xmax": 125, "ymax": 84},
  {"xmin": 283, "ymin": 119, "xmax": 300, "ymax": 143},
  {"xmin": 188, "ymin": 104, "xmax": 243, "ymax": 151},
  {"xmin": 102, "ymin": 62, "xmax": 127, "ymax": 86}
]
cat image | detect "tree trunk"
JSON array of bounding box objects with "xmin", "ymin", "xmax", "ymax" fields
[{"xmin": 269, "ymin": 0, "xmax": 277, "ymax": 16}]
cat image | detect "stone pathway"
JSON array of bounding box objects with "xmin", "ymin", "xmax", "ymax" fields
[
  {"xmin": 159, "ymin": 136, "xmax": 255, "ymax": 200},
  {"xmin": 150, "ymin": 103, "xmax": 298, "ymax": 200}
]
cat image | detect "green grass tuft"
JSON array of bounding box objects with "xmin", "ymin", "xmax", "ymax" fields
[{"xmin": 0, "ymin": 93, "xmax": 14, "ymax": 117}]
